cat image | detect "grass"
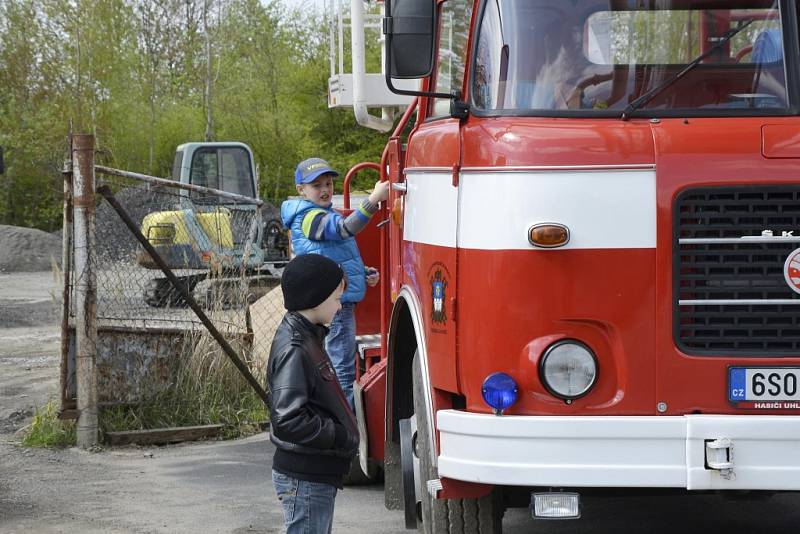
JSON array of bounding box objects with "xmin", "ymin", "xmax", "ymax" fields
[
  {"xmin": 21, "ymin": 400, "xmax": 77, "ymax": 448},
  {"xmin": 100, "ymin": 383, "xmax": 267, "ymax": 441},
  {"xmin": 100, "ymin": 300, "xmax": 269, "ymax": 441}
]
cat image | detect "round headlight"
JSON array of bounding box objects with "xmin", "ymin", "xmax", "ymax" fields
[
  {"xmin": 481, "ymin": 372, "xmax": 518, "ymax": 414},
  {"xmin": 539, "ymin": 340, "xmax": 598, "ymax": 401}
]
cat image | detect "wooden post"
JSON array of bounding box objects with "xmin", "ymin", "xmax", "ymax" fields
[{"xmin": 72, "ymin": 134, "xmax": 98, "ymax": 448}]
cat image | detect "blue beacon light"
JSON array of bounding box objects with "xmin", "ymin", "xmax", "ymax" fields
[{"xmin": 481, "ymin": 372, "xmax": 519, "ymax": 415}]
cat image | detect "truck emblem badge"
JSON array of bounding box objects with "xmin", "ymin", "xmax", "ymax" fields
[
  {"xmin": 761, "ymin": 229, "xmax": 795, "ymax": 238},
  {"xmin": 784, "ymin": 248, "xmax": 800, "ymax": 295},
  {"xmin": 430, "ymin": 269, "xmax": 448, "ymax": 325}
]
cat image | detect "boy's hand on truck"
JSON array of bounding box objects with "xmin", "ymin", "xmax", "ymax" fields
[
  {"xmin": 368, "ymin": 180, "xmax": 390, "ymax": 205},
  {"xmin": 366, "ymin": 267, "xmax": 380, "ymax": 287}
]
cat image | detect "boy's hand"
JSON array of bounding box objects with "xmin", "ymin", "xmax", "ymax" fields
[
  {"xmin": 368, "ymin": 180, "xmax": 390, "ymax": 205},
  {"xmin": 366, "ymin": 267, "xmax": 380, "ymax": 287}
]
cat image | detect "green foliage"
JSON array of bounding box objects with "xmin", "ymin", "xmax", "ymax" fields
[
  {"xmin": 0, "ymin": 0, "xmax": 391, "ymax": 230},
  {"xmin": 21, "ymin": 401, "xmax": 77, "ymax": 448}
]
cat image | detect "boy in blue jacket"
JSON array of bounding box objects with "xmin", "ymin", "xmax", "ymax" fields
[{"xmin": 281, "ymin": 158, "xmax": 390, "ymax": 409}]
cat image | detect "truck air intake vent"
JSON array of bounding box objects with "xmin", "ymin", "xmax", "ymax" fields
[{"xmin": 674, "ymin": 185, "xmax": 800, "ymax": 355}]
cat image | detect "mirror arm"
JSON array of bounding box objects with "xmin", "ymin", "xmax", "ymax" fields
[{"xmin": 384, "ymin": 68, "xmax": 458, "ymax": 100}]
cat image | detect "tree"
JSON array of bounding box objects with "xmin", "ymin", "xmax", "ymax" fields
[{"xmin": 0, "ymin": 0, "xmax": 394, "ymax": 230}]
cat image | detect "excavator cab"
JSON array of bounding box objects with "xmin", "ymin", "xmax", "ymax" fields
[{"xmin": 173, "ymin": 143, "xmax": 256, "ymax": 204}]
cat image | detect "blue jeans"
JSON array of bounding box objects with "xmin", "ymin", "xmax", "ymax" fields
[
  {"xmin": 272, "ymin": 470, "xmax": 337, "ymax": 534},
  {"xmin": 325, "ymin": 302, "xmax": 356, "ymax": 410}
]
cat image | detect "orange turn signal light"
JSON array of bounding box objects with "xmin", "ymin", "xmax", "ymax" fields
[
  {"xmin": 528, "ymin": 223, "xmax": 570, "ymax": 248},
  {"xmin": 391, "ymin": 197, "xmax": 403, "ymax": 227}
]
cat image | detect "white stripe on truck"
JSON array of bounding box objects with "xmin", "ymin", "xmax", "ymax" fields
[{"xmin": 403, "ymin": 167, "xmax": 656, "ymax": 250}]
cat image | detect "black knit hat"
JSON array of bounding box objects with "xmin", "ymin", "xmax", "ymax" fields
[{"xmin": 281, "ymin": 254, "xmax": 345, "ymax": 311}]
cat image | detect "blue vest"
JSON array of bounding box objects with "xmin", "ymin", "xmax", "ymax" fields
[{"xmin": 281, "ymin": 199, "xmax": 366, "ymax": 304}]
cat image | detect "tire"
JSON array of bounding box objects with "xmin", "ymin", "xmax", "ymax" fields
[
  {"xmin": 341, "ymin": 451, "xmax": 379, "ymax": 486},
  {"xmin": 262, "ymin": 218, "xmax": 289, "ymax": 262},
  {"xmin": 411, "ymin": 352, "xmax": 503, "ymax": 534},
  {"xmin": 143, "ymin": 276, "xmax": 201, "ymax": 308},
  {"xmin": 143, "ymin": 278, "xmax": 176, "ymax": 307}
]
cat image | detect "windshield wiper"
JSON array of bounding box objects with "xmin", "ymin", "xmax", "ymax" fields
[{"xmin": 621, "ymin": 19, "xmax": 756, "ymax": 120}]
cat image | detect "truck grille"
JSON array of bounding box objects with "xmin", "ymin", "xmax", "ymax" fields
[{"xmin": 675, "ymin": 185, "xmax": 800, "ymax": 354}]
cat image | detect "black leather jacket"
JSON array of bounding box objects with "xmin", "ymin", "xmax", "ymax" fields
[{"xmin": 267, "ymin": 312, "xmax": 359, "ymax": 461}]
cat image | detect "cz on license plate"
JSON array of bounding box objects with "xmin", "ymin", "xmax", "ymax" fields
[{"xmin": 728, "ymin": 367, "xmax": 800, "ymax": 408}]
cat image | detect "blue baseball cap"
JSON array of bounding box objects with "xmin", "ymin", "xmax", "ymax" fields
[{"xmin": 295, "ymin": 157, "xmax": 339, "ymax": 185}]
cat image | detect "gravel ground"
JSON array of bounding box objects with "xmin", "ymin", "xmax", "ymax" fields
[
  {"xmin": 0, "ymin": 272, "xmax": 62, "ymax": 437},
  {"xmin": 0, "ymin": 271, "xmax": 406, "ymax": 534},
  {"xmin": 0, "ymin": 434, "xmax": 405, "ymax": 534}
]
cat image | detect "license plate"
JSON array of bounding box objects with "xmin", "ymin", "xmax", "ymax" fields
[{"xmin": 728, "ymin": 367, "xmax": 800, "ymax": 406}]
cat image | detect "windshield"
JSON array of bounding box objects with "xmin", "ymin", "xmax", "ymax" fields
[
  {"xmin": 190, "ymin": 147, "xmax": 255, "ymax": 204},
  {"xmin": 472, "ymin": 0, "xmax": 789, "ymax": 116}
]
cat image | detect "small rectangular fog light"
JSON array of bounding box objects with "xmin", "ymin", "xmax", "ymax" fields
[{"xmin": 531, "ymin": 492, "xmax": 581, "ymax": 519}]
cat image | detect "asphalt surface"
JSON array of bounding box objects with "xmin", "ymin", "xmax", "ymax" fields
[{"xmin": 4, "ymin": 432, "xmax": 800, "ymax": 534}]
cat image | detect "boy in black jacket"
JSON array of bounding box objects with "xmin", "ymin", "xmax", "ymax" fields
[{"xmin": 267, "ymin": 254, "xmax": 359, "ymax": 534}]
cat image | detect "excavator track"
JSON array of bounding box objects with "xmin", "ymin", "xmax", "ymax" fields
[{"xmin": 143, "ymin": 274, "xmax": 206, "ymax": 308}]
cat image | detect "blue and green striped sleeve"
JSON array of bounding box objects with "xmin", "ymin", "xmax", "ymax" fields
[{"xmin": 300, "ymin": 199, "xmax": 379, "ymax": 241}]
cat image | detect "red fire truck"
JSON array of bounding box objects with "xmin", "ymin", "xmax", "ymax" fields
[{"xmin": 330, "ymin": 0, "xmax": 800, "ymax": 531}]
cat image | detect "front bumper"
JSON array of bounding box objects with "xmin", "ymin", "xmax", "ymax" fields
[{"xmin": 436, "ymin": 410, "xmax": 800, "ymax": 490}]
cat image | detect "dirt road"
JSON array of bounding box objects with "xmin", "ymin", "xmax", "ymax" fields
[
  {"xmin": 0, "ymin": 434, "xmax": 406, "ymax": 534},
  {"xmin": 0, "ymin": 271, "xmax": 407, "ymax": 533},
  {"xmin": 0, "ymin": 272, "xmax": 62, "ymax": 436}
]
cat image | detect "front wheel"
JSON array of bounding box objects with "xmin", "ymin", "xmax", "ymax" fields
[{"xmin": 410, "ymin": 352, "xmax": 504, "ymax": 534}]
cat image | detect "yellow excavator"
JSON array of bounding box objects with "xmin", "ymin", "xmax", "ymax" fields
[{"xmin": 137, "ymin": 142, "xmax": 288, "ymax": 307}]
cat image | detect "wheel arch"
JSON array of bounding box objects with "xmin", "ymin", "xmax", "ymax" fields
[
  {"xmin": 386, "ymin": 286, "xmax": 434, "ymax": 456},
  {"xmin": 390, "ymin": 292, "xmax": 502, "ymax": 530}
]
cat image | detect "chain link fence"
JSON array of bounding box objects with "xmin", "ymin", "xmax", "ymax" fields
[{"xmin": 63, "ymin": 142, "xmax": 289, "ymax": 441}]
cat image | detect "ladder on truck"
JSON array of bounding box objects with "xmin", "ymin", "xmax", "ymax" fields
[{"xmin": 327, "ymin": 0, "xmax": 417, "ymax": 132}]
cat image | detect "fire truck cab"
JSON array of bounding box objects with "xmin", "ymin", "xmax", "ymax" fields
[{"xmin": 337, "ymin": 0, "xmax": 800, "ymax": 531}]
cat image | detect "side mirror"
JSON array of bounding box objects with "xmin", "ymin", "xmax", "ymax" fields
[
  {"xmin": 384, "ymin": 0, "xmax": 436, "ymax": 79},
  {"xmin": 0, "ymin": 147, "xmax": 4, "ymax": 175}
]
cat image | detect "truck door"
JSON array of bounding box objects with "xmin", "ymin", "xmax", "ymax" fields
[{"xmin": 402, "ymin": 0, "xmax": 472, "ymax": 393}]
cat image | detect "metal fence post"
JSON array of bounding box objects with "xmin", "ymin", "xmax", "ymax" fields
[
  {"xmin": 72, "ymin": 134, "xmax": 98, "ymax": 448},
  {"xmin": 60, "ymin": 138, "xmax": 74, "ymax": 413}
]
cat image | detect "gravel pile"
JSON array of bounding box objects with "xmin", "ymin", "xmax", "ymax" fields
[
  {"xmin": 0, "ymin": 185, "xmax": 281, "ymax": 272},
  {"xmin": 0, "ymin": 225, "xmax": 62, "ymax": 272},
  {"xmin": 93, "ymin": 185, "xmax": 281, "ymax": 265},
  {"xmin": 94, "ymin": 185, "xmax": 177, "ymax": 264}
]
